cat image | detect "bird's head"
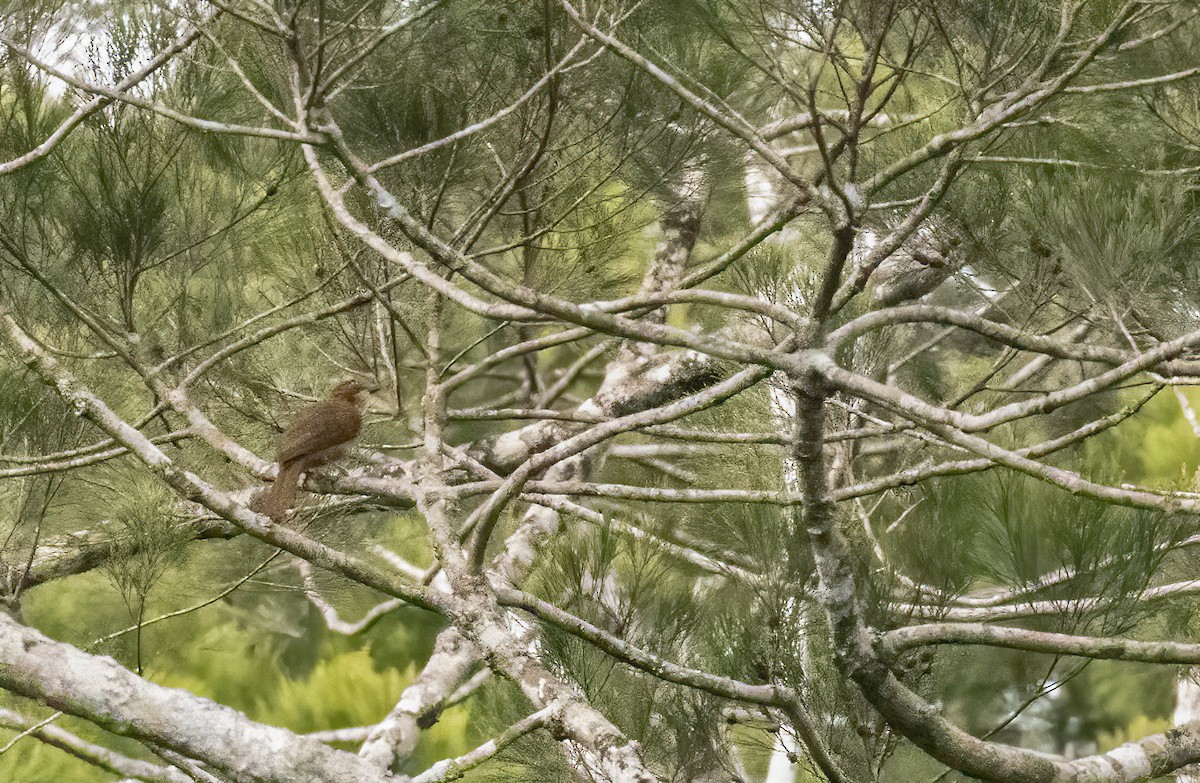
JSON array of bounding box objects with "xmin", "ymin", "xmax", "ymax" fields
[{"xmin": 330, "ymin": 379, "xmax": 367, "ymax": 402}]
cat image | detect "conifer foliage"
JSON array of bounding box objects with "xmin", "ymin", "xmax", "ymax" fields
[{"xmin": 2, "ymin": 1, "xmax": 1200, "ymax": 781}]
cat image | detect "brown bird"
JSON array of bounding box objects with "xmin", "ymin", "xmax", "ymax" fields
[{"xmin": 259, "ymin": 380, "xmax": 366, "ymax": 521}]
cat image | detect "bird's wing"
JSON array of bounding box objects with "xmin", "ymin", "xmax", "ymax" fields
[{"xmin": 277, "ymin": 402, "xmax": 361, "ymax": 464}]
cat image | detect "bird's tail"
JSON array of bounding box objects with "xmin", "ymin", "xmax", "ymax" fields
[{"xmin": 261, "ymin": 460, "xmax": 304, "ymax": 521}]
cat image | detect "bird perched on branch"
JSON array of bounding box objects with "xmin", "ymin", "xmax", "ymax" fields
[{"xmin": 259, "ymin": 380, "xmax": 367, "ymax": 521}]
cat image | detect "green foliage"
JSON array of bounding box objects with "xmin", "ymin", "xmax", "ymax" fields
[
  {"xmin": 1098, "ymin": 713, "xmax": 1173, "ymax": 755},
  {"xmin": 2, "ymin": 0, "xmax": 1200, "ymax": 780},
  {"xmin": 0, "ymin": 708, "xmax": 145, "ymax": 783},
  {"xmin": 259, "ymin": 650, "xmax": 411, "ymax": 731},
  {"xmin": 102, "ymin": 479, "xmax": 188, "ymax": 594},
  {"xmin": 1019, "ymin": 174, "xmax": 1199, "ymax": 323},
  {"xmin": 1087, "ymin": 389, "xmax": 1200, "ymax": 485},
  {"xmin": 880, "ymin": 471, "xmax": 1186, "ymax": 618}
]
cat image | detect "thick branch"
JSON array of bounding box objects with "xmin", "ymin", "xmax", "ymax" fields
[{"xmin": 0, "ymin": 613, "xmax": 398, "ymax": 783}]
